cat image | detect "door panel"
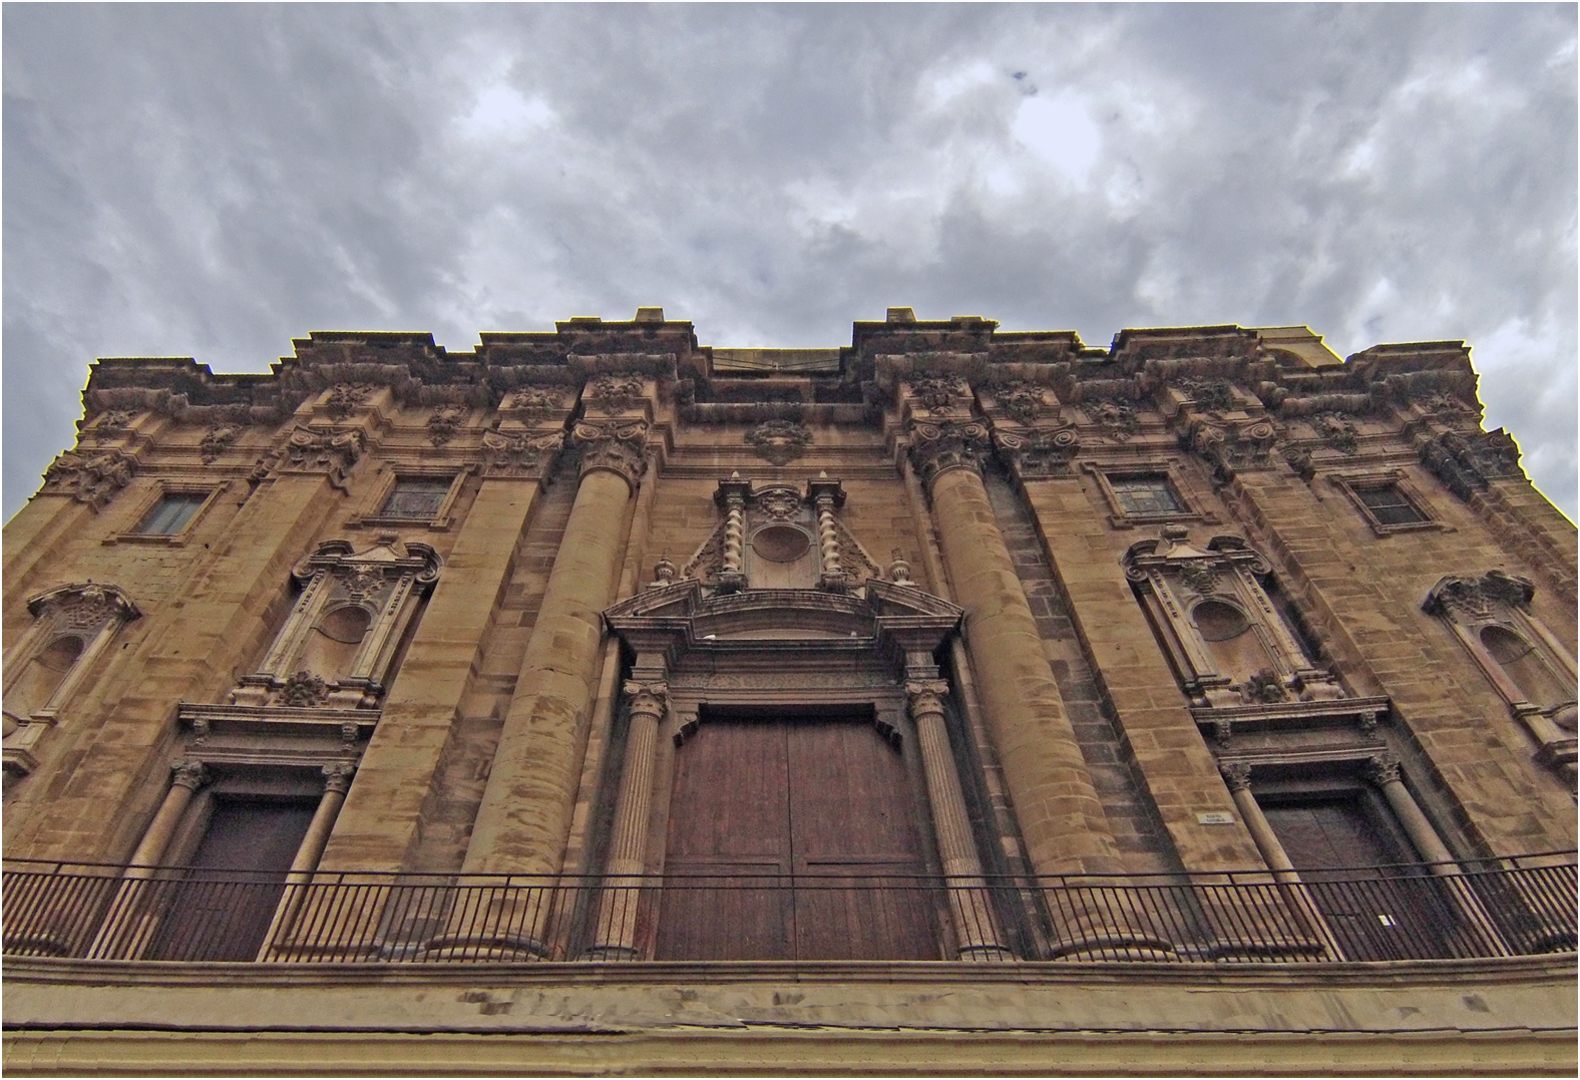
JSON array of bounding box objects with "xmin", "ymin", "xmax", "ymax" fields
[
  {"xmin": 656, "ymin": 713, "xmax": 939, "ymax": 960},
  {"xmin": 1262, "ymin": 795, "xmax": 1450, "ymax": 960}
]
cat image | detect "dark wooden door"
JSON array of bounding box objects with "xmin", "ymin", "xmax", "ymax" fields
[
  {"xmin": 147, "ymin": 798, "xmax": 315, "ymax": 961},
  {"xmin": 656, "ymin": 714, "xmax": 939, "ymax": 960},
  {"xmin": 1262, "ymin": 795, "xmax": 1450, "ymax": 960}
]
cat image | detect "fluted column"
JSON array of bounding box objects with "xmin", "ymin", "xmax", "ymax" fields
[
  {"xmin": 87, "ymin": 760, "xmax": 208, "ymax": 959},
  {"xmin": 441, "ymin": 419, "xmax": 646, "ymax": 957},
  {"xmin": 905, "ymin": 676, "xmax": 1012, "ymax": 960},
  {"xmin": 583, "ymin": 678, "xmax": 667, "ymax": 958}
]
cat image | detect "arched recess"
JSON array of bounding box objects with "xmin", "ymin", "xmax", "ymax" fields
[{"xmin": 3, "ymin": 583, "xmax": 141, "ymax": 780}]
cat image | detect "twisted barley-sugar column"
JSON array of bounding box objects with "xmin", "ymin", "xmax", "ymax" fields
[{"xmin": 447, "ymin": 423, "xmax": 645, "ymax": 956}]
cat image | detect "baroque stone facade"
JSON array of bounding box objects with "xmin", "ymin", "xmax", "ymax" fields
[{"xmin": 1, "ymin": 312, "xmax": 1574, "ymax": 1076}]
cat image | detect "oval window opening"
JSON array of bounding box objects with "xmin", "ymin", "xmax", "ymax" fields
[
  {"xmin": 1194, "ymin": 600, "xmax": 1250, "ymax": 642},
  {"xmin": 752, "ymin": 525, "xmax": 811, "ymax": 564}
]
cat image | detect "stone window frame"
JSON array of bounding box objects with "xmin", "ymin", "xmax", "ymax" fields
[
  {"xmin": 1328, "ymin": 469, "xmax": 1441, "ymax": 536},
  {"xmin": 1084, "ymin": 461, "xmax": 1202, "ymax": 529},
  {"xmin": 3, "ymin": 583, "xmax": 141, "ymax": 778},
  {"xmin": 349, "ymin": 465, "xmax": 470, "ymax": 530},
  {"xmin": 105, "ymin": 481, "xmax": 225, "ymax": 546},
  {"xmin": 1423, "ymin": 571, "xmax": 1577, "ymax": 775}
]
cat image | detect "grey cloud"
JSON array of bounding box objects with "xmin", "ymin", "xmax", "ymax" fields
[{"xmin": 5, "ymin": 4, "xmax": 1574, "ymax": 518}]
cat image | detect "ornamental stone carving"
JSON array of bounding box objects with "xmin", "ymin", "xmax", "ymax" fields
[
  {"xmin": 995, "ymin": 426, "xmax": 1081, "ymax": 480},
  {"xmin": 745, "ymin": 419, "xmax": 812, "ymax": 466},
  {"xmin": 622, "ymin": 680, "xmax": 669, "ymax": 721},
  {"xmin": 907, "ymin": 419, "xmax": 991, "ymax": 486},
  {"xmin": 281, "ymin": 671, "xmax": 331, "ymax": 708},
  {"xmin": 427, "ymin": 406, "xmax": 467, "ymax": 446},
  {"xmin": 584, "ymin": 374, "xmax": 647, "ymax": 414},
  {"xmin": 1178, "ymin": 378, "xmax": 1236, "ymax": 414},
  {"xmin": 1312, "ymin": 412, "xmax": 1358, "ymax": 455},
  {"xmin": 1420, "ymin": 429, "xmax": 1524, "ymax": 500},
  {"xmin": 42, "ymin": 450, "xmax": 136, "ymax": 510},
  {"xmin": 1084, "ymin": 398, "xmax": 1140, "ymax": 442},
  {"xmin": 985, "ymin": 381, "xmax": 1057, "ymax": 425},
  {"xmin": 908, "ymin": 376, "xmax": 971, "ymax": 413},
  {"xmin": 200, "ymin": 426, "xmax": 237, "ymax": 463},
  {"xmin": 1188, "ymin": 417, "xmax": 1277, "ymax": 479},
  {"xmin": 275, "ymin": 427, "xmax": 363, "ymax": 482},
  {"xmin": 481, "ymin": 428, "xmax": 564, "ymax": 479},
  {"xmin": 572, "ymin": 419, "xmax": 649, "ymax": 486},
  {"xmin": 1423, "ymin": 571, "xmax": 1535, "ymax": 621},
  {"xmin": 500, "ymin": 387, "xmax": 563, "ymax": 417},
  {"xmin": 324, "ymin": 383, "xmax": 374, "ymax": 419},
  {"xmin": 90, "ymin": 410, "xmax": 135, "ymax": 442},
  {"xmin": 29, "ymin": 582, "xmax": 142, "ymax": 630}
]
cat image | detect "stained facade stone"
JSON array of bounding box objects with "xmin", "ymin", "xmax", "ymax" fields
[{"xmin": 2, "ymin": 314, "xmax": 1574, "ymax": 1075}]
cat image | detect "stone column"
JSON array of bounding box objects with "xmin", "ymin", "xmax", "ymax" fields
[
  {"xmin": 1218, "ymin": 763, "xmax": 1344, "ymax": 961},
  {"xmin": 904, "ymin": 676, "xmax": 1012, "ymax": 960},
  {"xmin": 87, "ymin": 761, "xmax": 208, "ymax": 960},
  {"xmin": 910, "ymin": 424, "xmax": 1121, "ymax": 874},
  {"xmin": 714, "ymin": 475, "xmax": 749, "ymax": 593},
  {"xmin": 809, "ymin": 476, "xmax": 847, "ymax": 592},
  {"xmin": 583, "ymin": 678, "xmax": 667, "ymax": 959},
  {"xmin": 910, "ymin": 421, "xmax": 1166, "ymax": 957},
  {"xmin": 255, "ymin": 763, "xmax": 355, "ymax": 961},
  {"xmin": 444, "ymin": 419, "xmax": 647, "ymax": 957},
  {"xmin": 1365, "ymin": 754, "xmax": 1510, "ymax": 954}
]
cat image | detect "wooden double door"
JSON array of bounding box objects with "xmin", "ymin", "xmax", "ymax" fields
[{"xmin": 655, "ymin": 712, "xmax": 942, "ymax": 960}]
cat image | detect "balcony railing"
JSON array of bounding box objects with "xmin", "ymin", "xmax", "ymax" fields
[{"xmin": 3, "ymin": 853, "xmax": 1573, "ymax": 966}]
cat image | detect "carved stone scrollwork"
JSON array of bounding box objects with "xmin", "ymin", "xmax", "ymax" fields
[
  {"xmin": 1179, "ymin": 378, "xmax": 1237, "ymax": 414},
  {"xmin": 1423, "ymin": 571, "xmax": 1535, "ymax": 620},
  {"xmin": 200, "ymin": 426, "xmax": 237, "ymax": 463},
  {"xmin": 1188, "ymin": 418, "xmax": 1276, "ymax": 480},
  {"xmin": 42, "ymin": 450, "xmax": 136, "ymax": 510},
  {"xmin": 908, "ymin": 376, "xmax": 970, "ymax": 413},
  {"xmin": 281, "ymin": 671, "xmax": 330, "ymax": 708},
  {"xmin": 500, "ymin": 387, "xmax": 563, "ymax": 417},
  {"xmin": 1238, "ymin": 668, "xmax": 1289, "ymax": 705},
  {"xmin": 1363, "ymin": 752, "xmax": 1402, "ymax": 787},
  {"xmin": 1083, "ymin": 398, "xmax": 1140, "ymax": 442},
  {"xmin": 986, "ymin": 381, "xmax": 1057, "ymax": 426},
  {"xmin": 995, "ymin": 427, "xmax": 1081, "ymax": 480},
  {"xmin": 1218, "ymin": 761, "xmax": 1253, "ymax": 792},
  {"xmin": 904, "ymin": 679, "xmax": 950, "ymax": 719},
  {"xmin": 1312, "ymin": 412, "xmax": 1358, "ymax": 455},
  {"xmin": 324, "ymin": 383, "xmax": 373, "ymax": 420},
  {"xmin": 572, "ymin": 419, "xmax": 649, "ymax": 487},
  {"xmin": 1420, "ymin": 430, "xmax": 1524, "ymax": 500},
  {"xmin": 745, "ymin": 419, "xmax": 812, "ymax": 466},
  {"xmin": 91, "ymin": 410, "xmax": 135, "ymax": 442},
  {"xmin": 480, "ymin": 428, "xmax": 564, "ymax": 479},
  {"xmin": 275, "ymin": 427, "xmax": 363, "ymax": 483},
  {"xmin": 585, "ymin": 374, "xmax": 647, "ymax": 414},
  {"xmin": 907, "ymin": 420, "xmax": 991, "ymax": 487},
  {"xmin": 427, "ymin": 405, "xmax": 467, "ymax": 446},
  {"xmin": 170, "ymin": 759, "xmax": 210, "ymax": 792},
  {"xmin": 29, "ymin": 582, "xmax": 141, "ymax": 629},
  {"xmin": 622, "ymin": 680, "xmax": 669, "ymax": 723},
  {"xmin": 322, "ymin": 761, "xmax": 357, "ymax": 794}
]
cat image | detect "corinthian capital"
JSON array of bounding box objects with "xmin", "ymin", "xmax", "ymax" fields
[
  {"xmin": 907, "ymin": 419, "xmax": 990, "ymax": 488},
  {"xmin": 904, "ymin": 679, "xmax": 951, "ymax": 719},
  {"xmin": 573, "ymin": 419, "xmax": 649, "ymax": 487}
]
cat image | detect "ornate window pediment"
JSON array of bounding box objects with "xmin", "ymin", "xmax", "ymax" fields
[
  {"xmin": 1125, "ymin": 526, "xmax": 1345, "ymax": 711},
  {"xmin": 1425, "ymin": 571, "xmax": 1577, "ymax": 774}
]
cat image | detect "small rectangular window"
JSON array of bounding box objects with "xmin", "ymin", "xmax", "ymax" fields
[
  {"xmin": 1110, "ymin": 476, "xmax": 1184, "ymax": 517},
  {"xmin": 1354, "ymin": 484, "xmax": 1425, "ymax": 526},
  {"xmin": 136, "ymin": 493, "xmax": 207, "ymax": 535},
  {"xmin": 379, "ymin": 478, "xmax": 453, "ymax": 520}
]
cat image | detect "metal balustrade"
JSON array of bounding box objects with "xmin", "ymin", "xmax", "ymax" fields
[{"xmin": 4, "ymin": 854, "xmax": 1573, "ymax": 965}]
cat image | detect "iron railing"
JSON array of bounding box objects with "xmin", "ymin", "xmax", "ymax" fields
[{"xmin": 3, "ymin": 853, "xmax": 1573, "ymax": 965}]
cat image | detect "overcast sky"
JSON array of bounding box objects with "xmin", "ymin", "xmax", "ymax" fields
[{"xmin": 5, "ymin": 4, "xmax": 1576, "ymax": 521}]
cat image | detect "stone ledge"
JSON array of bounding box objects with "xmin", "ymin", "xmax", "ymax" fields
[{"xmin": 5, "ymin": 1026, "xmax": 1577, "ymax": 1077}]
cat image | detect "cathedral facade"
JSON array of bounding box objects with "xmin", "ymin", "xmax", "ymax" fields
[{"xmin": 3, "ymin": 309, "xmax": 1575, "ymax": 1075}]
